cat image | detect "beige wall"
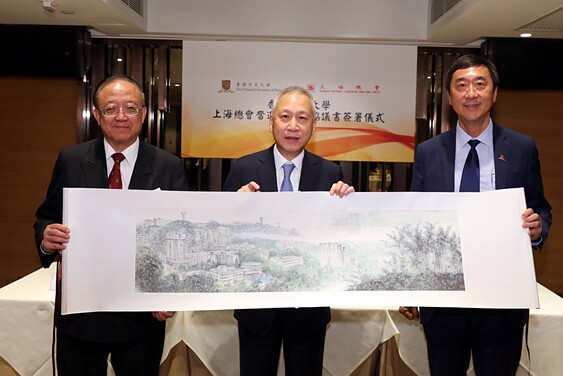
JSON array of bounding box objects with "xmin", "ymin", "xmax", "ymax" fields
[{"xmin": 0, "ymin": 77, "xmax": 79, "ymax": 286}]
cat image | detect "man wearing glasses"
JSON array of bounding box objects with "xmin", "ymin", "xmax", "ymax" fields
[{"xmin": 34, "ymin": 75, "xmax": 188, "ymax": 375}]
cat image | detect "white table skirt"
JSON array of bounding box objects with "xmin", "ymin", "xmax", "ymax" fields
[{"xmin": 2, "ymin": 265, "xmax": 562, "ymax": 376}]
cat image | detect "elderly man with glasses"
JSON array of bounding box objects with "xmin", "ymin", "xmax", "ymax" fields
[{"xmin": 34, "ymin": 75, "xmax": 188, "ymax": 376}]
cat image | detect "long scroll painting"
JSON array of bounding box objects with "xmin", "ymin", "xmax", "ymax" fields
[{"xmin": 61, "ymin": 188, "xmax": 537, "ymax": 314}]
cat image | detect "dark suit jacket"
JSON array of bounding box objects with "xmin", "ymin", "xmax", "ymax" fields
[
  {"xmin": 34, "ymin": 137, "xmax": 188, "ymax": 342},
  {"xmin": 411, "ymin": 123, "xmax": 552, "ymax": 324},
  {"xmin": 223, "ymin": 145, "xmax": 343, "ymax": 336}
]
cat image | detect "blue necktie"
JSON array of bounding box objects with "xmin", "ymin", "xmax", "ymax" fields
[
  {"xmin": 460, "ymin": 140, "xmax": 480, "ymax": 192},
  {"xmin": 280, "ymin": 163, "xmax": 295, "ymax": 192}
]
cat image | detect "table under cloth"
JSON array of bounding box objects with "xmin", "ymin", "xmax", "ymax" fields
[{"xmin": 2, "ymin": 265, "xmax": 562, "ymax": 376}]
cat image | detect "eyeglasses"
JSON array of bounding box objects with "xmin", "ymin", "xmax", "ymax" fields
[{"xmin": 99, "ymin": 105, "xmax": 143, "ymax": 117}]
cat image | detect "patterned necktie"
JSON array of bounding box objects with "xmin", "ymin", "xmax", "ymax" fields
[
  {"xmin": 280, "ymin": 162, "xmax": 295, "ymax": 192},
  {"xmin": 460, "ymin": 140, "xmax": 480, "ymax": 192},
  {"xmin": 108, "ymin": 153, "xmax": 125, "ymax": 189}
]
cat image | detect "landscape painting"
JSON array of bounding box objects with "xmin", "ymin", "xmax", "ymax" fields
[{"xmin": 135, "ymin": 209, "xmax": 465, "ymax": 294}]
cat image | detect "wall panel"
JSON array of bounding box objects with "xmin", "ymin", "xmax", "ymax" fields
[
  {"xmin": 0, "ymin": 77, "xmax": 79, "ymax": 286},
  {"xmin": 493, "ymin": 90, "xmax": 563, "ymax": 294}
]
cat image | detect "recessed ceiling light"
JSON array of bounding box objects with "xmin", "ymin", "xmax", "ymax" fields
[
  {"xmin": 520, "ymin": 33, "xmax": 532, "ymax": 38},
  {"xmin": 116, "ymin": 58, "xmax": 123, "ymax": 62}
]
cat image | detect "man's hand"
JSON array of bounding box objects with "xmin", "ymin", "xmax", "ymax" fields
[
  {"xmin": 238, "ymin": 181, "xmax": 261, "ymax": 192},
  {"xmin": 329, "ymin": 181, "xmax": 355, "ymax": 197},
  {"xmin": 522, "ymin": 208, "xmax": 542, "ymax": 241},
  {"xmin": 42, "ymin": 223, "xmax": 70, "ymax": 254},
  {"xmin": 152, "ymin": 311, "xmax": 175, "ymax": 321},
  {"xmin": 399, "ymin": 306, "xmax": 419, "ymax": 320}
]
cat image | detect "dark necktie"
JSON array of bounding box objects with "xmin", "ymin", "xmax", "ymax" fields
[
  {"xmin": 108, "ymin": 153, "xmax": 125, "ymax": 189},
  {"xmin": 460, "ymin": 139, "xmax": 480, "ymax": 192},
  {"xmin": 280, "ymin": 163, "xmax": 295, "ymax": 192}
]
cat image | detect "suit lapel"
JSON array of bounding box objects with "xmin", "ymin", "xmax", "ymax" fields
[
  {"xmin": 82, "ymin": 138, "xmax": 109, "ymax": 188},
  {"xmin": 440, "ymin": 131, "xmax": 456, "ymax": 192},
  {"xmin": 256, "ymin": 146, "xmax": 278, "ymax": 192},
  {"xmin": 130, "ymin": 141, "xmax": 155, "ymax": 190},
  {"xmin": 492, "ymin": 124, "xmax": 509, "ymax": 189},
  {"xmin": 298, "ymin": 151, "xmax": 320, "ymax": 191}
]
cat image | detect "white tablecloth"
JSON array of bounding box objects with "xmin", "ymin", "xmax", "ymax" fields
[
  {"xmin": 0, "ymin": 266, "xmax": 56, "ymax": 376},
  {"xmin": 2, "ymin": 265, "xmax": 562, "ymax": 376},
  {"xmin": 387, "ymin": 284, "xmax": 563, "ymax": 376}
]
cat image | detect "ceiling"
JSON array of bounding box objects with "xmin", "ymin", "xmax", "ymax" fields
[{"xmin": 0, "ymin": 0, "xmax": 562, "ymax": 46}]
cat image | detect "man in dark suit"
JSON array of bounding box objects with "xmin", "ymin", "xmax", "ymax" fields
[
  {"xmin": 223, "ymin": 86, "xmax": 354, "ymax": 376},
  {"xmin": 34, "ymin": 75, "xmax": 188, "ymax": 376},
  {"xmin": 400, "ymin": 55, "xmax": 552, "ymax": 375}
]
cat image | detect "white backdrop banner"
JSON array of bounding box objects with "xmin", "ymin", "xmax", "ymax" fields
[
  {"xmin": 181, "ymin": 41, "xmax": 416, "ymax": 162},
  {"xmin": 61, "ymin": 188, "xmax": 538, "ymax": 314}
]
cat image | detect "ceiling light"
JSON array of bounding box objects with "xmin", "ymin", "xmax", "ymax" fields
[
  {"xmin": 520, "ymin": 33, "xmax": 532, "ymax": 38},
  {"xmin": 42, "ymin": 0, "xmax": 60, "ymax": 13}
]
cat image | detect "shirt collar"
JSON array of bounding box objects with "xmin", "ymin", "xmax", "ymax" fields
[
  {"xmin": 456, "ymin": 119, "xmax": 493, "ymax": 148},
  {"xmin": 273, "ymin": 145, "xmax": 304, "ymax": 172},
  {"xmin": 104, "ymin": 138, "xmax": 140, "ymax": 165}
]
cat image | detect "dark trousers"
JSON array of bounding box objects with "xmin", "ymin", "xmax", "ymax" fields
[
  {"xmin": 423, "ymin": 308, "xmax": 527, "ymax": 376},
  {"xmin": 56, "ymin": 329, "xmax": 165, "ymax": 376},
  {"xmin": 238, "ymin": 309, "xmax": 327, "ymax": 376}
]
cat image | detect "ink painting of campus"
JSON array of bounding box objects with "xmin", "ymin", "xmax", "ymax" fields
[{"xmin": 135, "ymin": 209, "xmax": 465, "ymax": 293}]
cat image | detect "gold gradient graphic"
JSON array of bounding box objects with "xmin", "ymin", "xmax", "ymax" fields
[{"xmin": 182, "ymin": 120, "xmax": 414, "ymax": 162}]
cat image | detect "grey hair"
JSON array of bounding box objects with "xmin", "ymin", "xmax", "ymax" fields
[{"xmin": 272, "ymin": 86, "xmax": 316, "ymax": 115}]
